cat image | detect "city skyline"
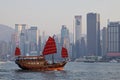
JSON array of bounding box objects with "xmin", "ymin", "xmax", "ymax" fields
[{"xmin": 0, "ymin": 0, "xmax": 120, "ymax": 35}]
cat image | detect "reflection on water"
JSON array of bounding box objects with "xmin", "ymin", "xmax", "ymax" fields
[
  {"xmin": 13, "ymin": 69, "xmax": 69, "ymax": 80},
  {"xmin": 0, "ymin": 61, "xmax": 120, "ymax": 80}
]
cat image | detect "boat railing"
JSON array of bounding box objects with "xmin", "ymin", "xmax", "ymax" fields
[{"xmin": 17, "ymin": 56, "xmax": 45, "ymax": 60}]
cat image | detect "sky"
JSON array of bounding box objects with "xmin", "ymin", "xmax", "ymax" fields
[{"xmin": 0, "ymin": 0, "xmax": 120, "ymax": 35}]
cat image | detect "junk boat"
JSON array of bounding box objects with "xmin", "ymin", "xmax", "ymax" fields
[{"xmin": 15, "ymin": 36, "xmax": 68, "ymax": 71}]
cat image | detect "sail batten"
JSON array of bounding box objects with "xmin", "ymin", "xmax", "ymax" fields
[
  {"xmin": 42, "ymin": 36, "xmax": 57, "ymax": 55},
  {"xmin": 61, "ymin": 47, "xmax": 68, "ymax": 58}
]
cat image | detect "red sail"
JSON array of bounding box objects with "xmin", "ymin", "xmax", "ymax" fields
[
  {"xmin": 42, "ymin": 36, "xmax": 57, "ymax": 55},
  {"xmin": 61, "ymin": 47, "xmax": 68, "ymax": 58},
  {"xmin": 15, "ymin": 47, "xmax": 21, "ymax": 56}
]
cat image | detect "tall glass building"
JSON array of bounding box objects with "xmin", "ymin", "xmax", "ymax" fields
[
  {"xmin": 74, "ymin": 16, "xmax": 82, "ymax": 58},
  {"xmin": 102, "ymin": 27, "xmax": 107, "ymax": 56},
  {"xmin": 28, "ymin": 26, "xmax": 39, "ymax": 56},
  {"xmin": 61, "ymin": 25, "xmax": 70, "ymax": 52},
  {"xmin": 87, "ymin": 13, "xmax": 101, "ymax": 56},
  {"xmin": 15, "ymin": 24, "xmax": 28, "ymax": 55},
  {"xmin": 75, "ymin": 16, "xmax": 82, "ymax": 42},
  {"xmin": 60, "ymin": 25, "xmax": 70, "ymax": 59},
  {"xmin": 107, "ymin": 22, "xmax": 120, "ymax": 57},
  {"xmin": 15, "ymin": 24, "xmax": 27, "ymax": 46}
]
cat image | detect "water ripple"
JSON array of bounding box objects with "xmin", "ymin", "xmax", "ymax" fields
[{"xmin": 0, "ymin": 62, "xmax": 120, "ymax": 80}]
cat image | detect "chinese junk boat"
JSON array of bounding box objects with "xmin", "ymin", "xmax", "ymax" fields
[{"xmin": 15, "ymin": 36, "xmax": 68, "ymax": 71}]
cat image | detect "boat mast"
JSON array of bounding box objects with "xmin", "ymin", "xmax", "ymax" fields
[
  {"xmin": 42, "ymin": 36, "xmax": 57, "ymax": 64},
  {"xmin": 52, "ymin": 54, "xmax": 54, "ymax": 64},
  {"xmin": 52, "ymin": 35, "xmax": 55, "ymax": 64}
]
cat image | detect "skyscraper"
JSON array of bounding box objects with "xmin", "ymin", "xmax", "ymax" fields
[
  {"xmin": 102, "ymin": 27, "xmax": 107, "ymax": 56},
  {"xmin": 15, "ymin": 24, "xmax": 27, "ymax": 46},
  {"xmin": 107, "ymin": 21, "xmax": 120, "ymax": 57},
  {"xmin": 74, "ymin": 15, "xmax": 82, "ymax": 58},
  {"xmin": 28, "ymin": 26, "xmax": 39, "ymax": 56},
  {"xmin": 15, "ymin": 24, "xmax": 28, "ymax": 55},
  {"xmin": 87, "ymin": 13, "xmax": 101, "ymax": 56},
  {"xmin": 61, "ymin": 25, "xmax": 70, "ymax": 59},
  {"xmin": 38, "ymin": 35, "xmax": 42, "ymax": 54},
  {"xmin": 61, "ymin": 25, "xmax": 70, "ymax": 47},
  {"xmin": 80, "ymin": 37, "xmax": 86, "ymax": 57},
  {"xmin": 75, "ymin": 16, "xmax": 82, "ymax": 43}
]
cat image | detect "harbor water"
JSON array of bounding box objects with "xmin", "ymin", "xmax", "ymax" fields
[{"xmin": 0, "ymin": 61, "xmax": 120, "ymax": 80}]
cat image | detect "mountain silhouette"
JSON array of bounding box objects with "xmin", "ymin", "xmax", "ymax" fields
[{"xmin": 0, "ymin": 24, "xmax": 14, "ymax": 42}]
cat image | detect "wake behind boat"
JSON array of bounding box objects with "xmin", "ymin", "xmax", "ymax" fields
[{"xmin": 15, "ymin": 36, "xmax": 68, "ymax": 71}]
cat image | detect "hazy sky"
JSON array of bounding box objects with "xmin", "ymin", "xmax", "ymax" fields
[{"xmin": 0, "ymin": 0, "xmax": 120, "ymax": 35}]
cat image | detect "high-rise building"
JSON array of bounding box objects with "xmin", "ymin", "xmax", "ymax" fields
[
  {"xmin": 0, "ymin": 41, "xmax": 8, "ymax": 61},
  {"xmin": 87, "ymin": 13, "xmax": 101, "ymax": 56},
  {"xmin": 28, "ymin": 26, "xmax": 39, "ymax": 56},
  {"xmin": 74, "ymin": 16, "xmax": 82, "ymax": 58},
  {"xmin": 107, "ymin": 21, "xmax": 120, "ymax": 57},
  {"xmin": 61, "ymin": 25, "xmax": 70, "ymax": 47},
  {"xmin": 75, "ymin": 16, "xmax": 82, "ymax": 42},
  {"xmin": 10, "ymin": 33, "xmax": 16, "ymax": 58},
  {"xmin": 80, "ymin": 37, "xmax": 86, "ymax": 57},
  {"xmin": 15, "ymin": 24, "xmax": 28, "ymax": 55},
  {"xmin": 15, "ymin": 24, "xmax": 27, "ymax": 46},
  {"xmin": 54, "ymin": 35, "xmax": 61, "ymax": 60},
  {"xmin": 38, "ymin": 35, "xmax": 42, "ymax": 54},
  {"xmin": 102, "ymin": 27, "xmax": 107, "ymax": 56},
  {"xmin": 61, "ymin": 25, "xmax": 70, "ymax": 58},
  {"xmin": 41, "ymin": 31, "xmax": 46, "ymax": 52}
]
